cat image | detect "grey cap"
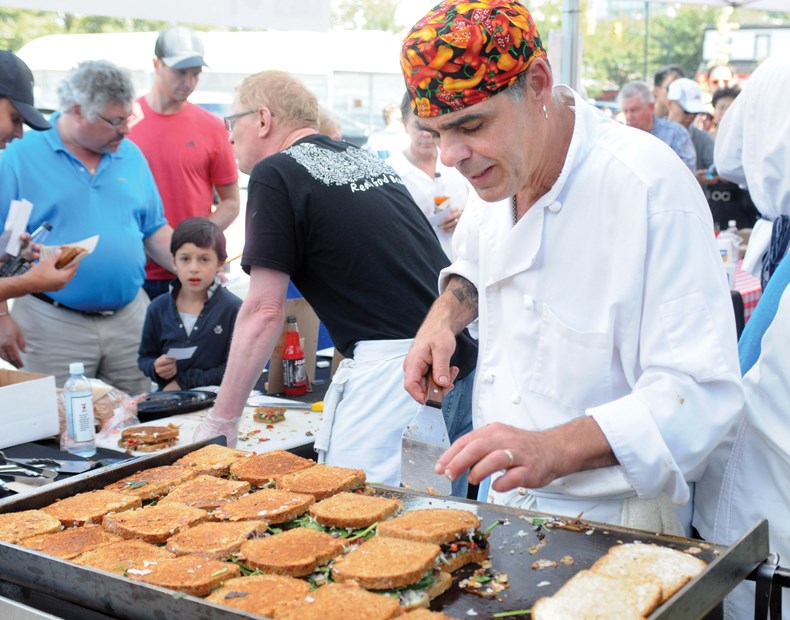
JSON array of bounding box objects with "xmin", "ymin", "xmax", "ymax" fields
[
  {"xmin": 0, "ymin": 50, "xmax": 50, "ymax": 130},
  {"xmin": 154, "ymin": 26, "xmax": 207, "ymax": 69}
]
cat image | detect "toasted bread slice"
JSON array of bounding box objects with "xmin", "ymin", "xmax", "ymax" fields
[
  {"xmin": 118, "ymin": 425, "xmax": 179, "ymax": 452},
  {"xmin": 397, "ymin": 570, "xmax": 453, "ymax": 611},
  {"xmin": 74, "ymin": 538, "xmax": 175, "ymax": 574},
  {"xmin": 212, "ymin": 488, "xmax": 314, "ymax": 524},
  {"xmin": 127, "ymin": 554, "xmax": 241, "ymax": 596},
  {"xmin": 238, "ymin": 527, "xmax": 346, "ymax": 577},
  {"xmin": 274, "ymin": 582, "xmax": 401, "ymax": 620},
  {"xmin": 229, "ymin": 450, "xmax": 315, "ymax": 487},
  {"xmin": 206, "ymin": 574, "xmax": 311, "ymax": 617},
  {"xmin": 158, "ymin": 475, "xmax": 251, "ymax": 510},
  {"xmin": 331, "ymin": 536, "xmax": 441, "ymax": 590},
  {"xmin": 376, "ymin": 509, "xmax": 480, "ymax": 545},
  {"xmin": 166, "ymin": 520, "xmax": 267, "ymax": 560},
  {"xmin": 309, "ymin": 492, "xmax": 402, "ymax": 529},
  {"xmin": 275, "ymin": 464, "xmax": 366, "ymax": 500},
  {"xmin": 42, "ymin": 490, "xmax": 142, "ymax": 527},
  {"xmin": 103, "ymin": 465, "xmax": 197, "ymax": 500},
  {"xmin": 102, "ymin": 502, "xmax": 208, "ymax": 544},
  {"xmin": 20, "ymin": 524, "xmax": 122, "ymax": 560},
  {"xmin": 174, "ymin": 444, "xmax": 252, "ymax": 477},
  {"xmin": 532, "ymin": 569, "xmax": 662, "ymax": 620},
  {"xmin": 592, "ymin": 543, "xmax": 707, "ymax": 602},
  {"xmin": 0, "ymin": 509, "xmax": 62, "ymax": 543}
]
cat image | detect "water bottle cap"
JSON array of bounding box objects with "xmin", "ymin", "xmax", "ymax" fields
[
  {"xmin": 728, "ymin": 220, "xmax": 737, "ymax": 229},
  {"xmin": 286, "ymin": 316, "xmax": 297, "ymax": 323},
  {"xmin": 69, "ymin": 362, "xmax": 84, "ymax": 375}
]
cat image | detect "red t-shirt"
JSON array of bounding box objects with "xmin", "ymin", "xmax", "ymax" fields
[{"xmin": 129, "ymin": 97, "xmax": 238, "ymax": 281}]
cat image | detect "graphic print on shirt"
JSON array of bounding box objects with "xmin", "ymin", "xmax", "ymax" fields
[{"xmin": 284, "ymin": 143, "xmax": 404, "ymax": 193}]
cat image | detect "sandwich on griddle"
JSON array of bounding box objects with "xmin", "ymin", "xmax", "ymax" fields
[
  {"xmin": 20, "ymin": 524, "xmax": 122, "ymax": 560},
  {"xmin": 103, "ymin": 465, "xmax": 196, "ymax": 501},
  {"xmin": 275, "ymin": 463, "xmax": 366, "ymax": 500},
  {"xmin": 275, "ymin": 581, "xmax": 402, "ymax": 620},
  {"xmin": 238, "ymin": 527, "xmax": 346, "ymax": 579},
  {"xmin": 101, "ymin": 502, "xmax": 208, "ymax": 544},
  {"xmin": 376, "ymin": 508, "xmax": 491, "ymax": 573},
  {"xmin": 158, "ymin": 474, "xmax": 251, "ymax": 510},
  {"xmin": 229, "ymin": 450, "xmax": 315, "ymax": 487},
  {"xmin": 165, "ymin": 520, "xmax": 267, "ymax": 561},
  {"xmin": 296, "ymin": 492, "xmax": 402, "ymax": 541},
  {"xmin": 74, "ymin": 538, "xmax": 176, "ymax": 574},
  {"xmin": 174, "ymin": 443, "xmax": 252, "ymax": 477},
  {"xmin": 127, "ymin": 554, "xmax": 241, "ymax": 596},
  {"xmin": 206, "ymin": 574, "xmax": 311, "ymax": 617},
  {"xmin": 41, "ymin": 489, "xmax": 142, "ymax": 527},
  {"xmin": 0, "ymin": 509, "xmax": 61, "ymax": 544},
  {"xmin": 331, "ymin": 535, "xmax": 452, "ymax": 610},
  {"xmin": 211, "ymin": 488, "xmax": 314, "ymax": 525}
]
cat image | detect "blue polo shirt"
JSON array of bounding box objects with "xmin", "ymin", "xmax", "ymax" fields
[
  {"xmin": 0, "ymin": 113, "xmax": 166, "ymax": 312},
  {"xmin": 650, "ymin": 115, "xmax": 696, "ymax": 171}
]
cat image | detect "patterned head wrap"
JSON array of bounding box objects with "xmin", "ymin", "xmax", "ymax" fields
[{"xmin": 401, "ymin": 0, "xmax": 546, "ymax": 118}]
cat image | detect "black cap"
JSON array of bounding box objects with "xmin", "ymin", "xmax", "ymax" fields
[{"xmin": 0, "ymin": 50, "xmax": 50, "ymax": 131}]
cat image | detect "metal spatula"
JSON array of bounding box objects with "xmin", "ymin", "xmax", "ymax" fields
[{"xmin": 400, "ymin": 374, "xmax": 452, "ymax": 496}]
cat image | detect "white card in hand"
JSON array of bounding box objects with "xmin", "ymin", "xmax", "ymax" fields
[
  {"xmin": 166, "ymin": 346, "xmax": 197, "ymax": 360},
  {"xmin": 3, "ymin": 199, "xmax": 33, "ymax": 255}
]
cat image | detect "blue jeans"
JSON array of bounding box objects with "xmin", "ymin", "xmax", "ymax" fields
[{"xmin": 441, "ymin": 368, "xmax": 475, "ymax": 499}]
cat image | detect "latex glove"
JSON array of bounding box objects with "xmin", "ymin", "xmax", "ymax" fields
[{"xmin": 193, "ymin": 412, "xmax": 241, "ymax": 448}]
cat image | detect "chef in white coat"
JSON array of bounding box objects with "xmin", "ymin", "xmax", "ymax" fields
[{"xmin": 401, "ymin": 0, "xmax": 743, "ymax": 534}]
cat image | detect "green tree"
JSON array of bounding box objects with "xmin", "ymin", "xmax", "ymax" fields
[{"xmin": 331, "ymin": 0, "xmax": 400, "ymax": 32}]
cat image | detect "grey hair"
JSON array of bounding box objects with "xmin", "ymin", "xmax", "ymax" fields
[
  {"xmin": 57, "ymin": 60, "xmax": 135, "ymax": 119},
  {"xmin": 618, "ymin": 80, "xmax": 654, "ymax": 105},
  {"xmin": 503, "ymin": 72, "xmax": 531, "ymax": 103}
]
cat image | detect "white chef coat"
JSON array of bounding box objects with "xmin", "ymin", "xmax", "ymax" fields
[
  {"xmin": 714, "ymin": 54, "xmax": 790, "ymax": 276},
  {"xmin": 387, "ymin": 149, "xmax": 470, "ymax": 260},
  {"xmin": 442, "ymin": 87, "xmax": 743, "ymax": 528},
  {"xmin": 693, "ymin": 272, "xmax": 790, "ymax": 620}
]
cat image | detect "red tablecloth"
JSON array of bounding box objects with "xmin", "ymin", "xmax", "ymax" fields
[{"xmin": 734, "ymin": 261, "xmax": 762, "ymax": 323}]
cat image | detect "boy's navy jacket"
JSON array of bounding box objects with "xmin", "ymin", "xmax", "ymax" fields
[{"xmin": 138, "ymin": 280, "xmax": 242, "ymax": 390}]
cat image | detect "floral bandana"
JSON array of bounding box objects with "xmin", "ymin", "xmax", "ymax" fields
[{"xmin": 401, "ymin": 0, "xmax": 546, "ymax": 117}]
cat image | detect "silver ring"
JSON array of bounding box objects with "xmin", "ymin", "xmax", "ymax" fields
[{"xmin": 503, "ymin": 449, "xmax": 514, "ymax": 468}]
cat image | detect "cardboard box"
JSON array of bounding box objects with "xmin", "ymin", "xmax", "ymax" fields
[{"xmin": 0, "ymin": 369, "xmax": 58, "ymax": 449}]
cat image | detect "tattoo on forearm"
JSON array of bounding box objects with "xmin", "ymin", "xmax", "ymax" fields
[{"xmin": 449, "ymin": 276, "xmax": 479, "ymax": 318}]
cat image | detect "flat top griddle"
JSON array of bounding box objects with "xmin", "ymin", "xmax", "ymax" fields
[{"xmin": 0, "ymin": 440, "xmax": 770, "ymax": 620}]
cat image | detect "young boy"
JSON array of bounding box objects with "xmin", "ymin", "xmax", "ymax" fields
[{"xmin": 138, "ymin": 218, "xmax": 241, "ymax": 391}]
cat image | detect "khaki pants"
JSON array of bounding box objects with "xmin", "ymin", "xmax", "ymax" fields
[{"xmin": 12, "ymin": 290, "xmax": 151, "ymax": 395}]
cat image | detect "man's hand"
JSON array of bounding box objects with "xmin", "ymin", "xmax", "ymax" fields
[
  {"xmin": 193, "ymin": 411, "xmax": 242, "ymax": 448},
  {"xmin": 434, "ymin": 418, "xmax": 618, "ymax": 492},
  {"xmin": 438, "ymin": 207, "xmax": 462, "ymax": 233},
  {"xmin": 403, "ymin": 327, "xmax": 459, "ymax": 403},
  {"xmin": 19, "ymin": 251, "xmax": 78, "ymax": 293},
  {"xmin": 154, "ymin": 355, "xmax": 177, "ymax": 380},
  {"xmin": 0, "ymin": 315, "xmax": 25, "ymax": 368}
]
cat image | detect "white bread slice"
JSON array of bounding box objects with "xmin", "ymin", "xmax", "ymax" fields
[
  {"xmin": 532, "ymin": 570, "xmax": 662, "ymax": 620},
  {"xmin": 592, "ymin": 543, "xmax": 706, "ymax": 602}
]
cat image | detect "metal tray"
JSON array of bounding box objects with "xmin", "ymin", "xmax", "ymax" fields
[{"xmin": 0, "ymin": 439, "xmax": 770, "ymax": 619}]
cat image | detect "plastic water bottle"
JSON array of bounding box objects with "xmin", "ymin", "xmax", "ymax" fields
[{"xmin": 62, "ymin": 362, "xmax": 96, "ymax": 457}]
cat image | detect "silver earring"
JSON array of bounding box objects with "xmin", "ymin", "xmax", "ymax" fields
[{"xmin": 542, "ymin": 104, "xmax": 548, "ymax": 119}]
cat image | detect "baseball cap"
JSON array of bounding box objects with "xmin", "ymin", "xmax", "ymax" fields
[
  {"xmin": 0, "ymin": 50, "xmax": 50, "ymax": 130},
  {"xmin": 667, "ymin": 78, "xmax": 708, "ymax": 114},
  {"xmin": 154, "ymin": 26, "xmax": 207, "ymax": 69}
]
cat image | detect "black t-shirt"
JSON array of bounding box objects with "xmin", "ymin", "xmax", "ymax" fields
[
  {"xmin": 706, "ymin": 179, "xmax": 760, "ymax": 231},
  {"xmin": 242, "ymin": 135, "xmax": 476, "ymax": 376}
]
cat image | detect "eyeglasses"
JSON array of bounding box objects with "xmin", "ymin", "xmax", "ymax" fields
[
  {"xmin": 224, "ymin": 110, "xmax": 256, "ymax": 132},
  {"xmin": 96, "ymin": 112, "xmax": 135, "ymax": 128}
]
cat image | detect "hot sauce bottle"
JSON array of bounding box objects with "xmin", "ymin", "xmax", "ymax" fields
[{"xmin": 282, "ymin": 316, "xmax": 308, "ymax": 396}]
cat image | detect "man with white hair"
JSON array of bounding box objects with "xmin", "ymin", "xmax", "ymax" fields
[{"xmin": 0, "ymin": 60, "xmax": 173, "ymax": 393}]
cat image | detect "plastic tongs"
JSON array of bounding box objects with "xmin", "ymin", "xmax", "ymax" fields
[{"xmin": 0, "ymin": 450, "xmax": 58, "ymax": 486}]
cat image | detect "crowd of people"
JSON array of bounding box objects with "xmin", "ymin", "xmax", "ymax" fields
[{"xmin": 1, "ymin": 2, "xmax": 789, "ymax": 616}]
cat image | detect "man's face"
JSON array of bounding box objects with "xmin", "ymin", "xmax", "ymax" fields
[
  {"xmin": 713, "ymin": 95, "xmax": 735, "ymax": 128},
  {"xmin": 666, "ymin": 100, "xmax": 688, "ymax": 125},
  {"xmin": 0, "ymin": 97, "xmax": 24, "ymax": 148},
  {"xmin": 653, "ymin": 74, "xmax": 677, "ymax": 119},
  {"xmin": 621, "ymin": 95, "xmax": 655, "ymax": 132},
  {"xmin": 709, "ymin": 66, "xmax": 735, "ymax": 90},
  {"xmin": 415, "ymin": 89, "xmax": 543, "ymax": 203},
  {"xmin": 77, "ymin": 102, "xmax": 134, "ymax": 154},
  {"xmin": 227, "ymin": 97, "xmax": 267, "ymax": 175},
  {"xmin": 154, "ymin": 60, "xmax": 201, "ymax": 103},
  {"xmin": 403, "ymin": 112, "xmax": 435, "ymax": 158}
]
